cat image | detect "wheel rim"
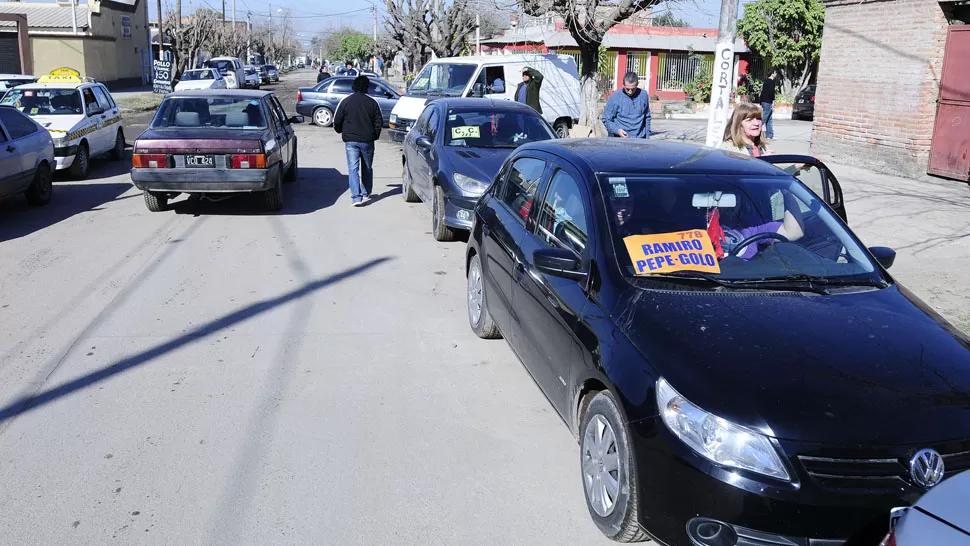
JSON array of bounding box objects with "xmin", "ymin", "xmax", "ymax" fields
[
  {"xmin": 315, "ymin": 109, "xmax": 332, "ymax": 125},
  {"xmin": 432, "ymin": 190, "xmax": 440, "ymax": 232},
  {"xmin": 402, "ymin": 163, "xmax": 410, "ymax": 194},
  {"xmin": 582, "ymin": 414, "xmax": 621, "ymax": 517},
  {"xmin": 556, "ymin": 124, "xmax": 568, "ymax": 138},
  {"xmin": 468, "ymin": 260, "xmax": 484, "ymax": 325}
]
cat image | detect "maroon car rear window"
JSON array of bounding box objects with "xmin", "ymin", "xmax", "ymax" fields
[{"xmin": 151, "ymin": 97, "xmax": 267, "ymax": 129}]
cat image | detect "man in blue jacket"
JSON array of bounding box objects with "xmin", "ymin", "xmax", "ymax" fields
[{"xmin": 602, "ymin": 71, "xmax": 651, "ymax": 138}]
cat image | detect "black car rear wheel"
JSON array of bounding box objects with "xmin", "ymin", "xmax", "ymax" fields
[
  {"xmin": 264, "ymin": 167, "xmax": 284, "ymax": 212},
  {"xmin": 144, "ymin": 191, "xmax": 168, "ymax": 212},
  {"xmin": 432, "ymin": 185, "xmax": 456, "ymax": 242},
  {"xmin": 402, "ymin": 160, "xmax": 420, "ymax": 203},
  {"xmin": 581, "ymin": 391, "xmax": 649, "ymax": 543},
  {"xmin": 111, "ymin": 129, "xmax": 125, "ymax": 160},
  {"xmin": 284, "ymin": 148, "xmax": 298, "ymax": 182},
  {"xmin": 25, "ymin": 162, "xmax": 53, "ymax": 206}
]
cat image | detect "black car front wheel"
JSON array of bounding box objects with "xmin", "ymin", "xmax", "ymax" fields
[
  {"xmin": 432, "ymin": 185, "xmax": 456, "ymax": 242},
  {"xmin": 402, "ymin": 160, "xmax": 420, "ymax": 203},
  {"xmin": 581, "ymin": 391, "xmax": 649, "ymax": 543},
  {"xmin": 467, "ymin": 253, "xmax": 501, "ymax": 339}
]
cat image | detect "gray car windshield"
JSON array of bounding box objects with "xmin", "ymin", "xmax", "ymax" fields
[
  {"xmin": 0, "ymin": 88, "xmax": 82, "ymax": 115},
  {"xmin": 445, "ymin": 109, "xmax": 555, "ymax": 148},
  {"xmin": 409, "ymin": 64, "xmax": 477, "ymax": 96},
  {"xmin": 600, "ymin": 174, "xmax": 881, "ymax": 284},
  {"xmin": 151, "ymin": 97, "xmax": 266, "ymax": 129}
]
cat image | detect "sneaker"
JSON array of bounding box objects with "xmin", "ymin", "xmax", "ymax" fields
[
  {"xmin": 362, "ymin": 194, "xmax": 373, "ymax": 202},
  {"xmin": 352, "ymin": 200, "xmax": 363, "ymax": 207}
]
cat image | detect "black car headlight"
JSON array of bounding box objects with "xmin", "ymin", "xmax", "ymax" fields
[
  {"xmin": 453, "ymin": 173, "xmax": 489, "ymax": 194},
  {"xmin": 657, "ymin": 377, "xmax": 790, "ymax": 481}
]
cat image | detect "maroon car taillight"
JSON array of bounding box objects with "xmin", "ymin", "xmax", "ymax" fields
[
  {"xmin": 228, "ymin": 154, "xmax": 267, "ymax": 169},
  {"xmin": 132, "ymin": 154, "xmax": 170, "ymax": 168}
]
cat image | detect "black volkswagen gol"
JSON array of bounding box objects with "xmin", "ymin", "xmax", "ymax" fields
[{"xmin": 464, "ymin": 139, "xmax": 970, "ymax": 545}]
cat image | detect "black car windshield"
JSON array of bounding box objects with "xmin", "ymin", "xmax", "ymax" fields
[
  {"xmin": 0, "ymin": 88, "xmax": 82, "ymax": 115},
  {"xmin": 181, "ymin": 69, "xmax": 215, "ymax": 81},
  {"xmin": 444, "ymin": 109, "xmax": 555, "ymax": 148},
  {"xmin": 409, "ymin": 63, "xmax": 477, "ymax": 96},
  {"xmin": 600, "ymin": 174, "xmax": 881, "ymax": 283},
  {"xmin": 150, "ymin": 97, "xmax": 266, "ymax": 129}
]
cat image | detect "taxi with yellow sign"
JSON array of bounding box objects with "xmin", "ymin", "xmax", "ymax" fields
[{"xmin": 0, "ymin": 68, "xmax": 125, "ymax": 178}]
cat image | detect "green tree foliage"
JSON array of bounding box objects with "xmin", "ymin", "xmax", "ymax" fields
[
  {"xmin": 652, "ymin": 12, "xmax": 688, "ymax": 27},
  {"xmin": 338, "ymin": 33, "xmax": 374, "ymax": 63},
  {"xmin": 738, "ymin": 0, "xmax": 824, "ymax": 94}
]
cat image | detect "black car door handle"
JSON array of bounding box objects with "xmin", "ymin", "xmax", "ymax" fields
[{"xmin": 6, "ymin": 145, "xmax": 15, "ymax": 152}]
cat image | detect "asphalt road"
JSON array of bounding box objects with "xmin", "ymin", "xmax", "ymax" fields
[{"xmin": 0, "ymin": 71, "xmax": 610, "ymax": 544}]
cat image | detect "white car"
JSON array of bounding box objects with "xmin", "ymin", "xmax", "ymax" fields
[
  {"xmin": 0, "ymin": 74, "xmax": 37, "ymax": 93},
  {"xmin": 883, "ymin": 469, "xmax": 970, "ymax": 545},
  {"xmin": 0, "ymin": 68, "xmax": 124, "ymax": 179},
  {"xmin": 204, "ymin": 56, "xmax": 245, "ymax": 89},
  {"xmin": 174, "ymin": 68, "xmax": 227, "ymax": 91},
  {"xmin": 242, "ymin": 66, "xmax": 261, "ymax": 89}
]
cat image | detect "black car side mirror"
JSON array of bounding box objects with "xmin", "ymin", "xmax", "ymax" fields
[
  {"xmin": 288, "ymin": 115, "xmax": 304, "ymax": 124},
  {"xmin": 869, "ymin": 246, "xmax": 896, "ymax": 269},
  {"xmin": 534, "ymin": 248, "xmax": 587, "ymax": 282},
  {"xmin": 415, "ymin": 136, "xmax": 432, "ymax": 149}
]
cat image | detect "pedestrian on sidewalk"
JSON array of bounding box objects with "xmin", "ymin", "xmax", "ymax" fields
[
  {"xmin": 333, "ymin": 75, "xmax": 384, "ymax": 206},
  {"xmin": 759, "ymin": 70, "xmax": 778, "ymax": 140},
  {"xmin": 717, "ymin": 102, "xmax": 768, "ymax": 157},
  {"xmin": 602, "ymin": 71, "xmax": 652, "ymax": 139},
  {"xmin": 515, "ymin": 67, "xmax": 544, "ymax": 114}
]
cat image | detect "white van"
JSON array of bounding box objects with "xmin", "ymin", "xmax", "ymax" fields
[
  {"xmin": 389, "ymin": 54, "xmax": 580, "ymax": 141},
  {"xmin": 204, "ymin": 56, "xmax": 245, "ymax": 89}
]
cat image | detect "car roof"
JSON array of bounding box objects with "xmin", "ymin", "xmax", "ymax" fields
[
  {"xmin": 10, "ymin": 81, "xmax": 99, "ymax": 91},
  {"xmin": 166, "ymin": 89, "xmax": 272, "ymax": 99},
  {"xmin": 516, "ymin": 139, "xmax": 792, "ymax": 177},
  {"xmin": 432, "ymin": 97, "xmax": 537, "ymax": 114}
]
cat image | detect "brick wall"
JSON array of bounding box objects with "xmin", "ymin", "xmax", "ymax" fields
[{"xmin": 811, "ymin": 0, "xmax": 948, "ymax": 178}]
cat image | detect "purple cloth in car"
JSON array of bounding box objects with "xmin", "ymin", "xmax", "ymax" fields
[{"xmin": 724, "ymin": 221, "xmax": 784, "ymax": 260}]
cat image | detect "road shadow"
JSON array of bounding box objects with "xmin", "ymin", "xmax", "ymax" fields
[
  {"xmin": 52, "ymin": 149, "xmax": 135, "ymax": 182},
  {"xmin": 361, "ymin": 183, "xmax": 402, "ymax": 206},
  {"xmin": 169, "ymin": 167, "xmax": 347, "ymax": 216},
  {"xmin": 0, "ymin": 181, "xmax": 133, "ymax": 243}
]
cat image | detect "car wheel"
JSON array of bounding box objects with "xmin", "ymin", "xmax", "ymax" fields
[
  {"xmin": 467, "ymin": 253, "xmax": 501, "ymax": 339},
  {"xmin": 264, "ymin": 167, "xmax": 284, "ymax": 212},
  {"xmin": 69, "ymin": 141, "xmax": 89, "ymax": 179},
  {"xmin": 284, "ymin": 148, "xmax": 298, "ymax": 182},
  {"xmin": 402, "ymin": 160, "xmax": 420, "ymax": 203},
  {"xmin": 25, "ymin": 162, "xmax": 53, "ymax": 206},
  {"xmin": 144, "ymin": 191, "xmax": 168, "ymax": 212},
  {"xmin": 110, "ymin": 129, "xmax": 126, "ymax": 160},
  {"xmin": 313, "ymin": 106, "xmax": 333, "ymax": 127},
  {"xmin": 432, "ymin": 185, "xmax": 456, "ymax": 242},
  {"xmin": 554, "ymin": 119, "xmax": 570, "ymax": 138},
  {"xmin": 581, "ymin": 391, "xmax": 649, "ymax": 543}
]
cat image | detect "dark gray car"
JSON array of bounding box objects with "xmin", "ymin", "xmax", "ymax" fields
[
  {"xmin": 0, "ymin": 105, "xmax": 54, "ymax": 206},
  {"xmin": 295, "ymin": 76, "xmax": 400, "ymax": 127}
]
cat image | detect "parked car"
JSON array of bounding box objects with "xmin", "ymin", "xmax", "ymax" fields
[
  {"xmin": 174, "ymin": 68, "xmax": 227, "ymax": 91},
  {"xmin": 883, "ymin": 469, "xmax": 970, "ymax": 545},
  {"xmin": 465, "ymin": 138, "xmax": 970, "ymax": 545},
  {"xmin": 390, "ymin": 54, "xmax": 581, "ymax": 141},
  {"xmin": 295, "ymin": 75, "xmax": 400, "ymax": 127},
  {"xmin": 257, "ymin": 65, "xmax": 271, "ymax": 85},
  {"xmin": 0, "ymin": 105, "xmax": 54, "ymax": 206},
  {"xmin": 266, "ymin": 64, "xmax": 279, "ymax": 82},
  {"xmin": 204, "ymin": 56, "xmax": 245, "ymax": 89},
  {"xmin": 792, "ymin": 84, "xmax": 816, "ymax": 120},
  {"xmin": 402, "ymin": 98, "xmax": 556, "ymax": 241},
  {"xmin": 130, "ymin": 90, "xmax": 302, "ymax": 212},
  {"xmin": 0, "ymin": 74, "xmax": 37, "ymax": 93},
  {"xmin": 242, "ymin": 66, "xmax": 261, "ymax": 89},
  {"xmin": 0, "ymin": 68, "xmax": 125, "ymax": 179}
]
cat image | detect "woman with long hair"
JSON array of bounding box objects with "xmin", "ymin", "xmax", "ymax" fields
[{"xmin": 718, "ymin": 102, "xmax": 768, "ymax": 157}]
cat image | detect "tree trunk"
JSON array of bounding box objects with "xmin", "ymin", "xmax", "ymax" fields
[{"xmin": 578, "ymin": 43, "xmax": 600, "ymax": 128}]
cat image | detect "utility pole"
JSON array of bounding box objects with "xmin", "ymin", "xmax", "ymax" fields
[
  {"xmin": 71, "ymin": 0, "xmax": 78, "ymax": 35},
  {"xmin": 247, "ymin": 11, "xmax": 252, "ymax": 63},
  {"xmin": 221, "ymin": 0, "xmax": 226, "ymax": 22},
  {"xmin": 232, "ymin": 0, "xmax": 236, "ymax": 29},
  {"xmin": 371, "ymin": 5, "xmax": 377, "ymax": 41},
  {"xmin": 156, "ymin": 0, "xmax": 164, "ymax": 60},
  {"xmin": 705, "ymin": 0, "xmax": 740, "ymax": 147},
  {"xmin": 176, "ymin": 0, "xmax": 182, "ymax": 30},
  {"xmin": 269, "ymin": 3, "xmax": 273, "ymax": 63},
  {"xmin": 476, "ymin": 13, "xmax": 481, "ymax": 55}
]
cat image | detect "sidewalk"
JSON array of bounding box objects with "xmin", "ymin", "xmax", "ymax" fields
[{"xmin": 651, "ymin": 118, "xmax": 970, "ymax": 334}]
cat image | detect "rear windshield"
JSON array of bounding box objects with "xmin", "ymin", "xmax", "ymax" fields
[
  {"xmin": 0, "ymin": 88, "xmax": 82, "ymax": 115},
  {"xmin": 151, "ymin": 97, "xmax": 266, "ymax": 129},
  {"xmin": 207, "ymin": 60, "xmax": 235, "ymax": 75},
  {"xmin": 181, "ymin": 70, "xmax": 215, "ymax": 81}
]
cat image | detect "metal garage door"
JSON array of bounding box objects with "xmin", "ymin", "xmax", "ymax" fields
[
  {"xmin": 0, "ymin": 33, "xmax": 21, "ymax": 73},
  {"xmin": 928, "ymin": 25, "xmax": 970, "ymax": 181}
]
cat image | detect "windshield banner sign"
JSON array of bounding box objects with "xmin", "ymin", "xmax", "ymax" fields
[{"xmin": 624, "ymin": 230, "xmax": 721, "ymax": 275}]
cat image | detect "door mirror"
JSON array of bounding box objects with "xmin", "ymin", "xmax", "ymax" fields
[
  {"xmin": 869, "ymin": 246, "xmax": 896, "ymax": 269},
  {"xmin": 288, "ymin": 115, "xmax": 304, "ymax": 124},
  {"xmin": 470, "ymin": 82, "xmax": 484, "ymax": 98},
  {"xmin": 415, "ymin": 135, "xmax": 432, "ymax": 149},
  {"xmin": 533, "ymin": 248, "xmax": 587, "ymax": 282},
  {"xmin": 385, "ymin": 91, "xmax": 396, "ymax": 99}
]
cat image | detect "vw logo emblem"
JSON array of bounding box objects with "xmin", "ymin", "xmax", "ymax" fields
[{"xmin": 909, "ymin": 448, "xmax": 945, "ymax": 488}]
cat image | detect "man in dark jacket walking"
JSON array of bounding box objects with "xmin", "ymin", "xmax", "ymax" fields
[
  {"xmin": 759, "ymin": 70, "xmax": 778, "ymax": 139},
  {"xmin": 334, "ymin": 76, "xmax": 383, "ymax": 206},
  {"xmin": 514, "ymin": 67, "xmax": 543, "ymax": 114}
]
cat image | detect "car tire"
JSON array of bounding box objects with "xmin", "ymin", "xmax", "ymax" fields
[
  {"xmin": 264, "ymin": 167, "xmax": 284, "ymax": 212},
  {"xmin": 402, "ymin": 160, "xmax": 420, "ymax": 203},
  {"xmin": 580, "ymin": 391, "xmax": 649, "ymax": 543},
  {"xmin": 110, "ymin": 129, "xmax": 126, "ymax": 160},
  {"xmin": 554, "ymin": 119, "xmax": 571, "ymax": 138},
  {"xmin": 70, "ymin": 141, "xmax": 89, "ymax": 179},
  {"xmin": 144, "ymin": 191, "xmax": 168, "ymax": 212},
  {"xmin": 284, "ymin": 148, "xmax": 298, "ymax": 182},
  {"xmin": 313, "ymin": 106, "xmax": 334, "ymax": 127},
  {"xmin": 25, "ymin": 162, "xmax": 53, "ymax": 206},
  {"xmin": 432, "ymin": 185, "xmax": 456, "ymax": 242},
  {"xmin": 467, "ymin": 253, "xmax": 501, "ymax": 339}
]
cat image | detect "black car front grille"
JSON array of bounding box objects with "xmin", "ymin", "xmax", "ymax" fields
[{"xmin": 798, "ymin": 448, "xmax": 970, "ymax": 492}]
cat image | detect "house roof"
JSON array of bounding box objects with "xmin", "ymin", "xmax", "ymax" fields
[
  {"xmin": 484, "ymin": 25, "xmax": 749, "ymax": 53},
  {"xmin": 0, "ymin": 3, "xmax": 89, "ymax": 31}
]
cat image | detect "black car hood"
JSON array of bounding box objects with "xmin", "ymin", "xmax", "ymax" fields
[
  {"xmin": 615, "ymin": 284, "xmax": 970, "ymax": 445},
  {"xmin": 441, "ymin": 146, "xmax": 513, "ymax": 185}
]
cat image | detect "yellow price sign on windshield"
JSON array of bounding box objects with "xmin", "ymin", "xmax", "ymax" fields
[
  {"xmin": 623, "ymin": 230, "xmax": 721, "ymax": 275},
  {"xmin": 451, "ymin": 126, "xmax": 480, "ymax": 139}
]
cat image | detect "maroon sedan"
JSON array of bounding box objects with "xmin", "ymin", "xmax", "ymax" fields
[{"xmin": 130, "ymin": 90, "xmax": 302, "ymax": 212}]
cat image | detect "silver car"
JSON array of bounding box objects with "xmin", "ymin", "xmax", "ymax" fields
[{"xmin": 0, "ymin": 105, "xmax": 54, "ymax": 206}]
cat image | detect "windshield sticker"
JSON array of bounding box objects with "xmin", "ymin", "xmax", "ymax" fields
[
  {"xmin": 30, "ymin": 108, "xmax": 39, "ymax": 114},
  {"xmin": 611, "ymin": 182, "xmax": 629, "ymax": 198},
  {"xmin": 451, "ymin": 126, "xmax": 480, "ymax": 139},
  {"xmin": 448, "ymin": 114, "xmax": 457, "ymax": 121},
  {"xmin": 623, "ymin": 230, "xmax": 721, "ymax": 275}
]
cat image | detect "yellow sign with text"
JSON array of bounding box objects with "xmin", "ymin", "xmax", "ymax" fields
[
  {"xmin": 38, "ymin": 67, "xmax": 83, "ymax": 84},
  {"xmin": 623, "ymin": 230, "xmax": 721, "ymax": 275},
  {"xmin": 451, "ymin": 126, "xmax": 480, "ymax": 139}
]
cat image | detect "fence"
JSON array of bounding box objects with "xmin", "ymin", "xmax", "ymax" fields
[
  {"xmin": 656, "ymin": 52, "xmax": 713, "ymax": 91},
  {"xmin": 555, "ymin": 49, "xmax": 617, "ymax": 90}
]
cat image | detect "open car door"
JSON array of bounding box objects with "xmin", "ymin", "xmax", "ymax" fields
[{"xmin": 760, "ymin": 155, "xmax": 847, "ymax": 223}]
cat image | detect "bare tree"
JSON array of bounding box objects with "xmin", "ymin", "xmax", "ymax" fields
[
  {"xmin": 165, "ymin": 6, "xmax": 220, "ymax": 76},
  {"xmin": 518, "ymin": 0, "xmax": 660, "ymax": 126},
  {"xmin": 385, "ymin": 0, "xmax": 477, "ymax": 74}
]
